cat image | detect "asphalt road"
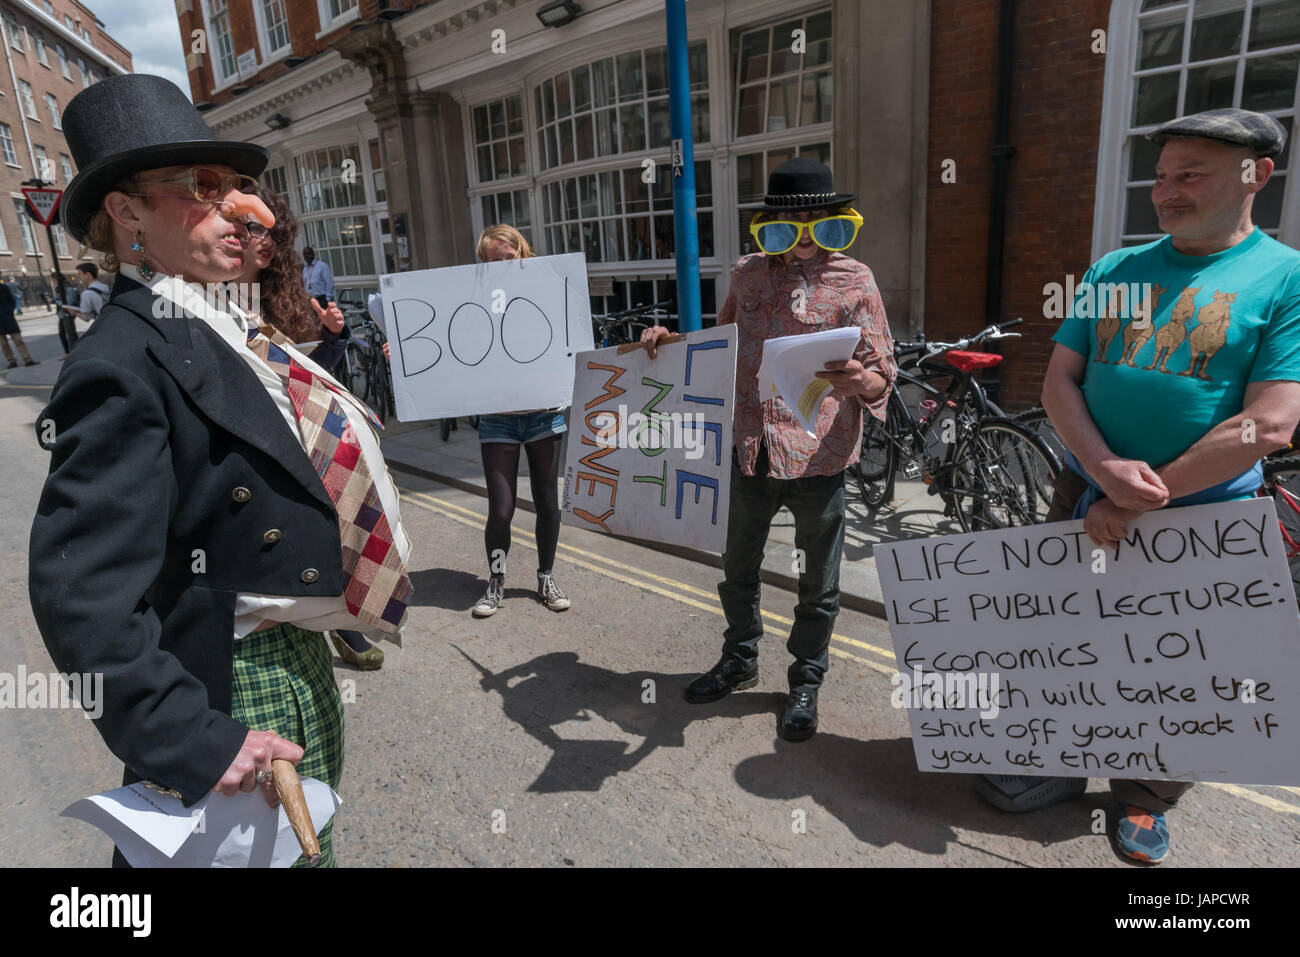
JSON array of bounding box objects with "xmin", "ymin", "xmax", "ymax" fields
[{"xmin": 3, "ymin": 313, "xmax": 1298, "ymax": 867}]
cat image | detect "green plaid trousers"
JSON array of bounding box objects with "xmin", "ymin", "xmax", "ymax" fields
[{"xmin": 232, "ymin": 624, "xmax": 345, "ymax": 868}]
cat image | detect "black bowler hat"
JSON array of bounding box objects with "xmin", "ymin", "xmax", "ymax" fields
[
  {"xmin": 60, "ymin": 74, "xmax": 269, "ymax": 243},
  {"xmin": 761, "ymin": 157, "xmax": 856, "ymax": 212}
]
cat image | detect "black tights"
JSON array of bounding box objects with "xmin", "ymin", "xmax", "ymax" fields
[{"xmin": 481, "ymin": 435, "xmax": 563, "ymax": 577}]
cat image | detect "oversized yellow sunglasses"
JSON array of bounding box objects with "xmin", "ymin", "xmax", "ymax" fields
[{"xmin": 749, "ymin": 208, "xmax": 863, "ymax": 255}]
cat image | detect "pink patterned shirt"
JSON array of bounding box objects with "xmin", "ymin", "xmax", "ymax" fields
[{"xmin": 719, "ymin": 248, "xmax": 895, "ymax": 479}]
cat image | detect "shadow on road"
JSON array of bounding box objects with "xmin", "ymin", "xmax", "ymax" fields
[
  {"xmin": 734, "ymin": 733, "xmax": 1094, "ymax": 856},
  {"xmin": 453, "ymin": 645, "xmax": 784, "ymax": 793},
  {"xmin": 408, "ymin": 567, "xmax": 539, "ymax": 612}
]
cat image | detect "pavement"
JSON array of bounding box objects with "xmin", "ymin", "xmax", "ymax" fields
[{"xmin": 379, "ymin": 407, "xmax": 963, "ymax": 618}]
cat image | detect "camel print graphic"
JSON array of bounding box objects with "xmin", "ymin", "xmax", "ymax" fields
[
  {"xmin": 1118, "ymin": 283, "xmax": 1167, "ymax": 366},
  {"xmin": 1181, "ymin": 290, "xmax": 1235, "ymax": 380},
  {"xmin": 1144, "ymin": 285, "xmax": 1201, "ymax": 374}
]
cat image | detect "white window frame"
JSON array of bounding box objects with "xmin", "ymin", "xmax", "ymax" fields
[
  {"xmin": 1093, "ymin": 0, "xmax": 1300, "ymax": 257},
  {"xmin": 55, "ymin": 43, "xmax": 69, "ymax": 80},
  {"xmin": 0, "ymin": 213, "xmax": 9, "ymax": 253},
  {"xmin": 44, "ymin": 93, "xmax": 60, "ymax": 130},
  {"xmin": 18, "ymin": 81, "xmax": 39, "ymax": 121},
  {"xmin": 5, "ymin": 14, "xmax": 24, "ymax": 53},
  {"xmin": 460, "ymin": 12, "xmax": 741, "ymax": 322},
  {"xmin": 252, "ymin": 0, "xmax": 293, "ymax": 65},
  {"xmin": 315, "ymin": 0, "xmax": 361, "ymax": 40},
  {"xmin": 32, "ymin": 31, "xmax": 48, "ymax": 67},
  {"xmin": 51, "ymin": 222, "xmax": 68, "ymax": 257},
  {"xmin": 13, "ymin": 197, "xmax": 37, "ymax": 255},
  {"xmin": 33, "ymin": 145, "xmax": 51, "ymax": 182},
  {"xmin": 0, "ymin": 124, "xmax": 18, "ymax": 167},
  {"xmin": 201, "ymin": 0, "xmax": 239, "ymax": 92},
  {"xmin": 59, "ymin": 152, "xmax": 72, "ymax": 183}
]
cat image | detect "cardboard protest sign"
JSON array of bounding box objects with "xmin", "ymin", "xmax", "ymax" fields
[
  {"xmin": 875, "ymin": 498, "xmax": 1300, "ymax": 785},
  {"xmin": 380, "ymin": 253, "xmax": 594, "ymax": 421},
  {"xmin": 561, "ymin": 326, "xmax": 737, "ymax": 552}
]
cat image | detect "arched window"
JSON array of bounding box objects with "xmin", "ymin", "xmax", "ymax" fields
[{"xmin": 1093, "ymin": 0, "xmax": 1300, "ymax": 257}]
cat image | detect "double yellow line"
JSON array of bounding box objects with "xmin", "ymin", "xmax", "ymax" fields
[
  {"xmin": 398, "ymin": 484, "xmax": 1300, "ymax": 819},
  {"xmin": 398, "ymin": 486, "xmax": 901, "ymax": 675}
]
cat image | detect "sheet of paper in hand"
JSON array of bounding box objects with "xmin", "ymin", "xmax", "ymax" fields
[
  {"xmin": 380, "ymin": 252, "xmax": 595, "ymax": 421},
  {"xmin": 874, "ymin": 498, "xmax": 1300, "ymax": 785},
  {"xmin": 561, "ymin": 326, "xmax": 737, "ymax": 552},
  {"xmin": 62, "ymin": 778, "xmax": 341, "ymax": 867},
  {"xmin": 757, "ymin": 326, "xmax": 861, "ymax": 435}
]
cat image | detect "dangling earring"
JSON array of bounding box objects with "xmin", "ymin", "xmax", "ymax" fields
[{"xmin": 131, "ymin": 231, "xmax": 154, "ymax": 281}]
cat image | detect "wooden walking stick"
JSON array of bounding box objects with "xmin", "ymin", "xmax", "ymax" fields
[{"xmin": 271, "ymin": 758, "xmax": 320, "ymax": 866}]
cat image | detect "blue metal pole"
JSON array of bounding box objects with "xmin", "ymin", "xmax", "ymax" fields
[{"xmin": 665, "ymin": 0, "xmax": 701, "ymax": 332}]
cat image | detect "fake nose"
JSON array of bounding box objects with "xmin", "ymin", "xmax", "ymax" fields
[{"xmin": 221, "ymin": 191, "xmax": 275, "ymax": 228}]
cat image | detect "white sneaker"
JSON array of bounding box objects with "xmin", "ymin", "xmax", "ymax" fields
[
  {"xmin": 472, "ymin": 576, "xmax": 505, "ymax": 617},
  {"xmin": 537, "ymin": 572, "xmax": 571, "ymax": 611}
]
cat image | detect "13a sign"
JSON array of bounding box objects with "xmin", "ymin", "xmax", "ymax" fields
[{"xmin": 22, "ymin": 188, "xmax": 62, "ymax": 226}]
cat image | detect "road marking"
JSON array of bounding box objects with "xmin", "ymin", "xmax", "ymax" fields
[
  {"xmin": 0, "ymin": 382, "xmax": 51, "ymax": 389},
  {"xmin": 399, "ymin": 485, "xmax": 1300, "ymax": 818},
  {"xmin": 1202, "ymin": 782, "xmax": 1300, "ymax": 817},
  {"xmin": 401, "ymin": 487, "xmax": 899, "ymax": 667}
]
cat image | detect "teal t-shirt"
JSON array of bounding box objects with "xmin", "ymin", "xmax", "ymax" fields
[{"xmin": 1052, "ymin": 228, "xmax": 1300, "ymax": 467}]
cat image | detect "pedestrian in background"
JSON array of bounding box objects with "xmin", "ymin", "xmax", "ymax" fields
[
  {"xmin": 302, "ymin": 245, "xmax": 334, "ymax": 306},
  {"xmin": 0, "ymin": 278, "xmax": 36, "ymax": 367}
]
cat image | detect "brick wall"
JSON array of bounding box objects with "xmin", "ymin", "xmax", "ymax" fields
[
  {"xmin": 926, "ymin": 0, "xmax": 1113, "ymax": 409},
  {"xmin": 181, "ymin": 0, "xmax": 421, "ymax": 106}
]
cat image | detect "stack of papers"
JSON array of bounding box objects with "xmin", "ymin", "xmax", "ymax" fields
[
  {"xmin": 62, "ymin": 779, "xmax": 341, "ymax": 868},
  {"xmin": 757, "ymin": 327, "xmax": 862, "ymax": 435}
]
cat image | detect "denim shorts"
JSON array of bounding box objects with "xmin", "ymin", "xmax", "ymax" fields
[{"xmin": 477, "ymin": 410, "xmax": 567, "ymax": 445}]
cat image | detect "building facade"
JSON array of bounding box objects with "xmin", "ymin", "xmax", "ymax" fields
[
  {"xmin": 180, "ymin": 0, "xmax": 1298, "ymax": 406},
  {"xmin": 0, "ymin": 0, "xmax": 130, "ymax": 302}
]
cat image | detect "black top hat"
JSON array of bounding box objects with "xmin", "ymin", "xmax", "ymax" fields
[
  {"xmin": 60, "ymin": 74, "xmax": 269, "ymax": 243},
  {"xmin": 761, "ymin": 157, "xmax": 856, "ymax": 212}
]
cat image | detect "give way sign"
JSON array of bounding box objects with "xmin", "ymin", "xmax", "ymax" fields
[{"xmin": 22, "ymin": 188, "xmax": 62, "ymax": 226}]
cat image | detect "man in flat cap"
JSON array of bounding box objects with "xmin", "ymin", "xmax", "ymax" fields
[
  {"xmin": 28, "ymin": 74, "xmax": 412, "ymax": 866},
  {"xmin": 974, "ymin": 108, "xmax": 1300, "ymax": 863}
]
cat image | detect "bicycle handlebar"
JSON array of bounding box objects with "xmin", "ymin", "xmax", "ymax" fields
[{"xmin": 894, "ymin": 317, "xmax": 1024, "ymax": 358}]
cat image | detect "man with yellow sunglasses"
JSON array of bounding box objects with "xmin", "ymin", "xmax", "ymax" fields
[{"xmin": 642, "ymin": 157, "xmax": 896, "ymax": 741}]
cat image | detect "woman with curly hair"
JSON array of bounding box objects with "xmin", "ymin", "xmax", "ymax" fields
[{"xmin": 235, "ymin": 190, "xmax": 384, "ymax": 671}]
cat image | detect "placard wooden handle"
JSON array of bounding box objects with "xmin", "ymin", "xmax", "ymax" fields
[
  {"xmin": 271, "ymin": 758, "xmax": 320, "ymax": 866},
  {"xmin": 617, "ymin": 333, "xmax": 686, "ymax": 354}
]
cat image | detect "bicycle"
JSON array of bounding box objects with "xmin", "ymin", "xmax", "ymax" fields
[
  {"xmin": 591, "ymin": 299, "xmax": 674, "ymax": 347},
  {"xmin": 851, "ymin": 318, "xmax": 1061, "ymax": 530},
  {"xmin": 337, "ymin": 306, "xmax": 396, "ymax": 424},
  {"xmin": 1259, "ymin": 455, "xmax": 1300, "ymax": 603}
]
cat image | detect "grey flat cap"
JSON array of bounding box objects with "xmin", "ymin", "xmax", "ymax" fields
[{"xmin": 1147, "ymin": 108, "xmax": 1287, "ymax": 157}]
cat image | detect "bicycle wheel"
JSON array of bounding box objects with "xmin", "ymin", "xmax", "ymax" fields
[
  {"xmin": 946, "ymin": 418, "xmax": 1060, "ymax": 532},
  {"xmin": 1012, "ymin": 406, "xmax": 1066, "ymax": 514},
  {"xmin": 853, "ymin": 403, "xmax": 898, "ymax": 512},
  {"xmin": 1262, "ymin": 457, "xmax": 1300, "ymax": 604}
]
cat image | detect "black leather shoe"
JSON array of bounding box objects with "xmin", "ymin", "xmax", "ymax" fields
[
  {"xmin": 779, "ymin": 689, "xmax": 818, "ymax": 741},
  {"xmin": 684, "ymin": 656, "xmax": 758, "ymax": 703}
]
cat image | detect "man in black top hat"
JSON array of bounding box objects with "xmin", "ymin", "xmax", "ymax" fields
[
  {"xmin": 26, "ymin": 74, "xmax": 406, "ymax": 866},
  {"xmin": 642, "ymin": 158, "xmax": 896, "ymax": 741}
]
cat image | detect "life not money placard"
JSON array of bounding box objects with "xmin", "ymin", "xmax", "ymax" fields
[
  {"xmin": 561, "ymin": 326, "xmax": 736, "ymax": 552},
  {"xmin": 875, "ymin": 498, "xmax": 1300, "ymax": 785},
  {"xmin": 381, "ymin": 253, "xmax": 595, "ymax": 421}
]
